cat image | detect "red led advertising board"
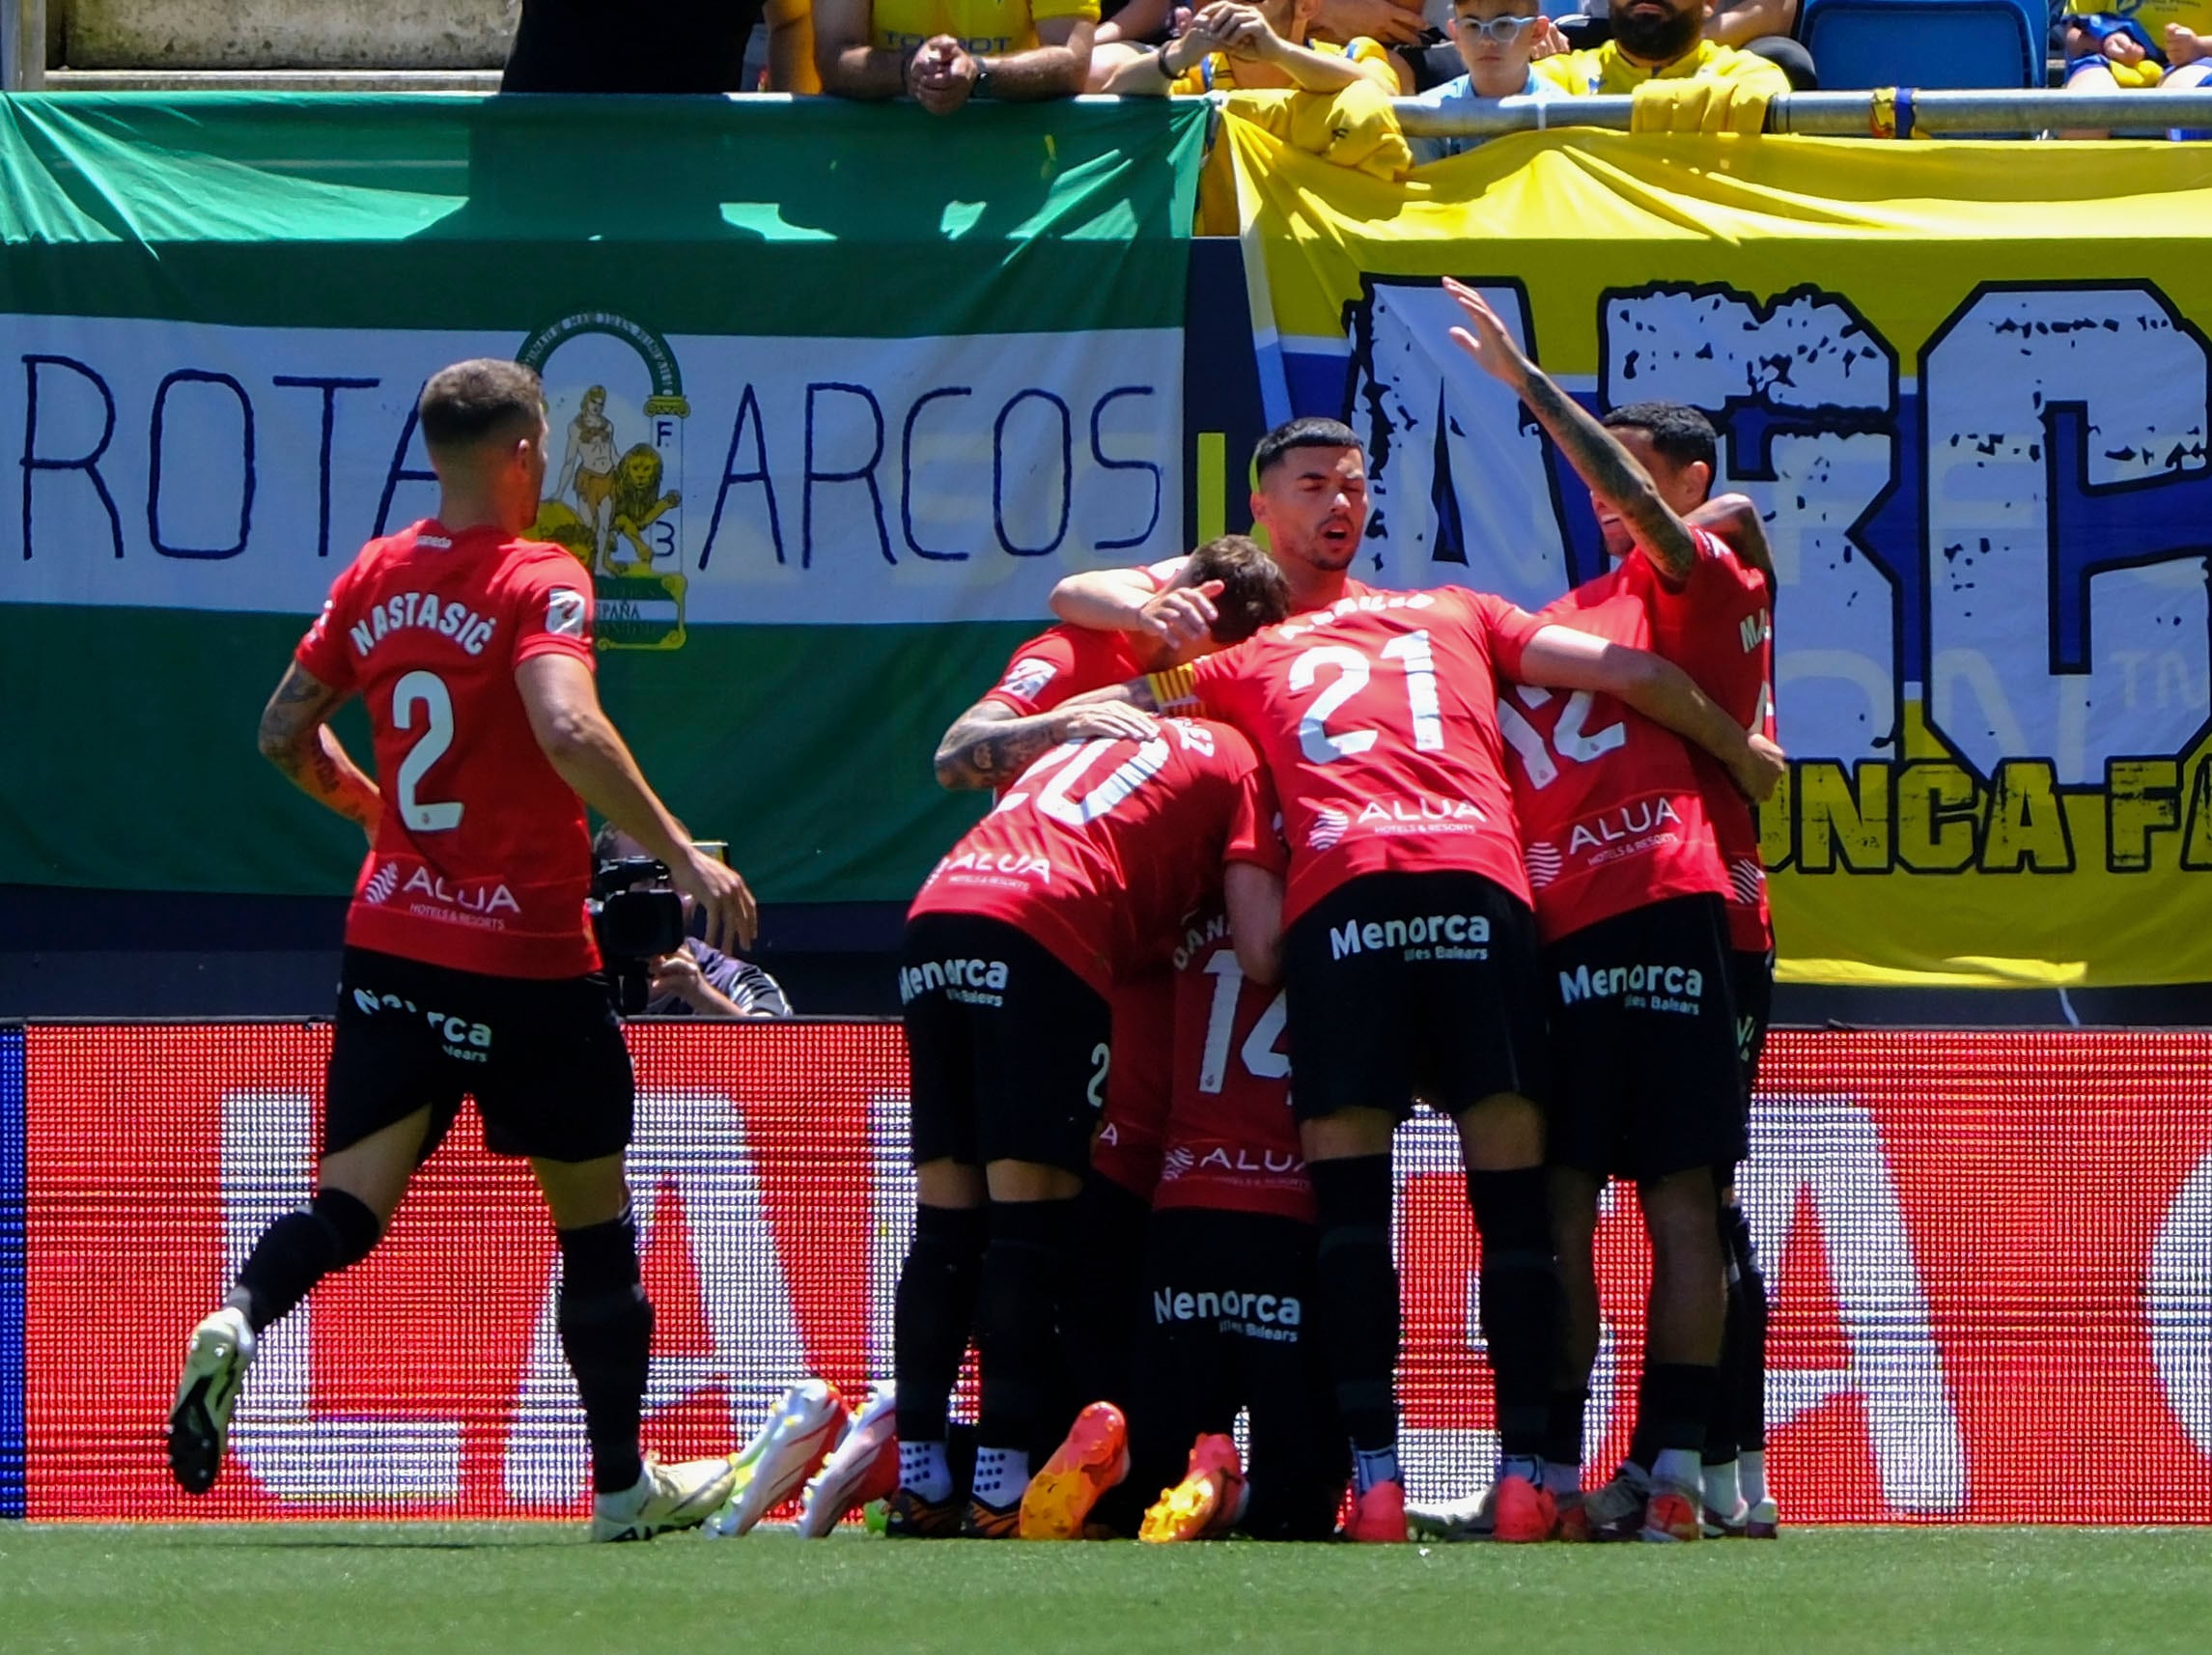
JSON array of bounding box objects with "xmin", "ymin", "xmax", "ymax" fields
[{"xmin": 19, "ymin": 1024, "xmax": 2212, "ymax": 1522}]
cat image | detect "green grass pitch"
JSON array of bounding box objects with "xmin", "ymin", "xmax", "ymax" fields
[{"xmin": 5, "ymin": 1526, "xmax": 2208, "ymax": 1655}]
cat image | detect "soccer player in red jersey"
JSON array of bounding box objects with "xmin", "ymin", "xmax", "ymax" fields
[
  {"xmin": 891, "ymin": 716, "xmax": 1287, "ymax": 1538},
  {"xmin": 165, "ymin": 360, "xmax": 756, "ymax": 1541},
  {"xmin": 1589, "ymin": 400, "xmax": 1781, "ymax": 1538},
  {"xmin": 1443, "ymin": 283, "xmax": 1774, "ymax": 1542},
  {"xmin": 1448, "ymin": 296, "xmax": 1782, "ymax": 1536},
  {"xmin": 1121, "ymin": 902, "xmax": 1346, "ymax": 1543},
  {"xmin": 1075, "ymin": 421, "xmax": 1784, "ymax": 1544},
  {"xmin": 930, "ymin": 537, "xmax": 1291, "ymax": 1455}
]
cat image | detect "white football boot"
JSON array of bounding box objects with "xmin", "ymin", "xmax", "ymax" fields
[{"xmin": 167, "ymin": 1307, "xmax": 256, "ymax": 1496}]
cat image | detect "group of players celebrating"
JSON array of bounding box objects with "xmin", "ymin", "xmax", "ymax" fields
[
  {"xmin": 163, "ymin": 281, "xmax": 1781, "ymax": 1549},
  {"xmin": 882, "ymin": 280, "xmax": 1785, "ymax": 1547}
]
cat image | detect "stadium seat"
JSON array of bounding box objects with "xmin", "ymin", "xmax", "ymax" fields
[{"xmin": 1794, "ymin": 0, "xmax": 2048, "ymax": 89}]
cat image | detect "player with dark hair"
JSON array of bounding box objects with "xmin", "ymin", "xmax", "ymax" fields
[
  {"xmin": 892, "ymin": 715, "xmax": 1287, "ymax": 1539},
  {"xmin": 1442, "ymin": 282, "xmax": 1753, "ymax": 1543},
  {"xmin": 1072, "ymin": 417, "xmax": 1784, "ymax": 1543},
  {"xmin": 166, "ymin": 358, "xmax": 756, "ymax": 1541},
  {"xmin": 1050, "ymin": 416, "xmax": 1376, "ymax": 634},
  {"xmin": 1593, "ymin": 398, "xmax": 1779, "ymax": 1540}
]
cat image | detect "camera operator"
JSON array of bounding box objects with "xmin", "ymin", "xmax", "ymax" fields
[
  {"xmin": 165, "ymin": 357, "xmax": 758, "ymax": 1544},
  {"xmin": 594, "ymin": 826, "xmax": 794, "ymax": 1019}
]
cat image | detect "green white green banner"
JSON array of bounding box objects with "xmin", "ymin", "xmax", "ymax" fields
[{"xmin": 0, "ymin": 95, "xmax": 1208, "ymax": 904}]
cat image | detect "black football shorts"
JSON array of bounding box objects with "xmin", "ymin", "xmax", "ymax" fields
[
  {"xmin": 325, "ymin": 946, "xmax": 635, "ymax": 1163},
  {"xmin": 1281, "ymin": 870, "xmax": 1550, "ymax": 1125},
  {"xmin": 901, "ymin": 912, "xmax": 1110, "ymax": 1175},
  {"xmin": 1542, "ymin": 895, "xmax": 1745, "ymax": 1185}
]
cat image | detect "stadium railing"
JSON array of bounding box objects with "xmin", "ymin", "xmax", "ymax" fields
[{"xmin": 1390, "ymin": 85, "xmax": 2212, "ymax": 135}]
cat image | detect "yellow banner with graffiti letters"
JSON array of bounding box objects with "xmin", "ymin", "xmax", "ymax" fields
[{"xmin": 1220, "ymin": 119, "xmax": 2212, "ymax": 987}]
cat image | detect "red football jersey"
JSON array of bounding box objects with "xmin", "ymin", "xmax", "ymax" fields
[
  {"xmin": 908, "ymin": 718, "xmax": 1285, "ymax": 999},
  {"xmin": 1626, "ymin": 528, "xmax": 1777, "ymax": 951},
  {"xmin": 1169, "ymin": 587, "xmax": 1547, "ymax": 925},
  {"xmin": 294, "ymin": 520, "xmax": 600, "ymax": 978},
  {"xmin": 983, "ymin": 623, "xmax": 1152, "ymax": 720},
  {"xmin": 1154, "ymin": 908, "xmax": 1310, "ymax": 1222},
  {"xmin": 1094, "ymin": 970, "xmax": 1174, "ymax": 1198},
  {"xmin": 1500, "ymin": 573, "xmax": 1732, "ymax": 943}
]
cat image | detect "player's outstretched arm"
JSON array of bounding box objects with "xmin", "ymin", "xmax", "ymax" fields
[
  {"xmin": 935, "ymin": 698, "xmax": 1161, "ymax": 791},
  {"xmin": 1442, "ymin": 277, "xmax": 1700, "ymax": 582},
  {"xmin": 1224, "ymin": 861, "xmax": 1286, "ymax": 987},
  {"xmin": 257, "ymin": 662, "xmax": 380, "ymax": 839},
  {"xmin": 1519, "ymin": 625, "xmax": 1786, "ymax": 803},
  {"xmin": 517, "ymin": 653, "xmax": 759, "ymax": 952}
]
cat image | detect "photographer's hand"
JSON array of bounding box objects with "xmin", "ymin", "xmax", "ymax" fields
[{"xmin": 650, "ymin": 944, "xmax": 748, "ymax": 1020}]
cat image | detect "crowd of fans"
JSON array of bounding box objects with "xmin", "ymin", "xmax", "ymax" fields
[{"xmin": 498, "ymin": 1, "xmax": 2212, "ymax": 141}]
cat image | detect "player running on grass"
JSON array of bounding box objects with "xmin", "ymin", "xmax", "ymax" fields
[
  {"xmin": 893, "ymin": 715, "xmax": 1289, "ymax": 1538},
  {"xmin": 1072, "ymin": 418, "xmax": 1784, "ymax": 1543},
  {"xmin": 1441, "ymin": 281, "xmax": 1753, "ymax": 1544},
  {"xmin": 166, "ymin": 359, "xmax": 755, "ymax": 1542}
]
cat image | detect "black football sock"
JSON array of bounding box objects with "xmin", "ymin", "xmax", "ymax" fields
[
  {"xmin": 1707, "ymin": 1204, "xmax": 1750, "ymax": 1466},
  {"xmin": 1545, "ymin": 1386, "xmax": 1590, "ymax": 1474},
  {"xmin": 1310, "ymin": 1156, "xmax": 1400, "ymax": 1477},
  {"xmin": 1465, "ymin": 1167, "xmax": 1562, "ymax": 1460},
  {"xmin": 229, "ymin": 1189, "xmax": 382, "ymax": 1333},
  {"xmin": 556, "ymin": 1206, "xmax": 653, "ymax": 1497},
  {"xmin": 972, "ymin": 1197, "xmax": 1077, "ymax": 1488},
  {"xmin": 1637, "ymin": 1361, "xmax": 1718, "ymax": 1492},
  {"xmin": 893, "ymin": 1203, "xmax": 989, "ymax": 1447},
  {"xmin": 1727, "ymin": 1202, "xmax": 1771, "ymax": 1454}
]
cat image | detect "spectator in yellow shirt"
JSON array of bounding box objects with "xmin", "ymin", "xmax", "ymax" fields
[
  {"xmin": 1534, "ymin": 0, "xmax": 1790, "ymax": 126},
  {"xmin": 1097, "ymin": 0, "xmax": 1409, "ymax": 91},
  {"xmin": 816, "ymin": 0, "xmax": 1098, "ymax": 110}
]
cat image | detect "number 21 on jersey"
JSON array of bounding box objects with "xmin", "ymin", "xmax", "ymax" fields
[{"xmin": 1290, "ymin": 632, "xmax": 1444, "ymax": 764}]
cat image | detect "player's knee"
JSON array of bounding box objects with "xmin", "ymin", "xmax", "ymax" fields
[
  {"xmin": 907, "ymin": 1202, "xmax": 990, "ymax": 1276},
  {"xmin": 310, "ymin": 1188, "xmax": 383, "ymax": 1270},
  {"xmin": 555, "ymin": 1204, "xmax": 644, "ymax": 1321},
  {"xmin": 1466, "ymin": 1165, "xmax": 1551, "ymax": 1253}
]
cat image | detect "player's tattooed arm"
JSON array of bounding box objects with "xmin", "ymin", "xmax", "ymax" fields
[
  {"xmin": 1440, "ymin": 277, "xmax": 1699, "ymax": 580},
  {"xmin": 934, "ymin": 696, "xmax": 1161, "ymax": 791},
  {"xmin": 257, "ymin": 662, "xmax": 380, "ymax": 836}
]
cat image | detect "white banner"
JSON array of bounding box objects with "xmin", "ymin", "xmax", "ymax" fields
[{"xmin": 0, "ymin": 313, "xmax": 1184, "ymax": 626}]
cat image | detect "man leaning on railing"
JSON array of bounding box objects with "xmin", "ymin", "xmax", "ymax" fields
[
  {"xmin": 815, "ymin": 0, "xmax": 1098, "ymax": 110},
  {"xmin": 1534, "ymin": 0, "xmax": 1797, "ymax": 130}
]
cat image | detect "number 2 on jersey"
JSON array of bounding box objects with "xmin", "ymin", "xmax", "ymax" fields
[
  {"xmin": 392, "ymin": 669, "xmax": 463, "ymax": 832},
  {"xmin": 1290, "ymin": 631, "xmax": 1444, "ymax": 764}
]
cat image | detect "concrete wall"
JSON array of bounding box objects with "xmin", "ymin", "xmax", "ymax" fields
[{"xmin": 63, "ymin": 0, "xmax": 520, "ymax": 70}]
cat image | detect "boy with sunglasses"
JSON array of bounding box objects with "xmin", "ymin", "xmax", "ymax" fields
[{"xmin": 1405, "ymin": 0, "xmax": 1568, "ymax": 163}]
